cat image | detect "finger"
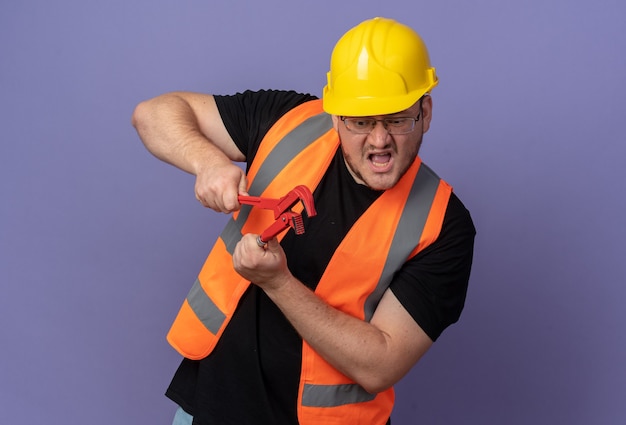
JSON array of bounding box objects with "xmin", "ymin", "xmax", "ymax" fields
[
  {"xmin": 222, "ymin": 190, "xmax": 239, "ymax": 212},
  {"xmin": 195, "ymin": 190, "xmax": 208, "ymax": 207},
  {"xmin": 264, "ymin": 238, "xmax": 281, "ymax": 253},
  {"xmin": 224, "ymin": 173, "xmax": 248, "ymax": 212},
  {"xmin": 238, "ymin": 173, "xmax": 249, "ymax": 197}
]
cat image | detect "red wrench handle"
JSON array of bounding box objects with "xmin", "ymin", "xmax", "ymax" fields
[{"xmin": 237, "ymin": 195, "xmax": 279, "ymax": 211}]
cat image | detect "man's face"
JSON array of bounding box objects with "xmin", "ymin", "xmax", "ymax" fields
[{"xmin": 332, "ymin": 96, "xmax": 432, "ymax": 191}]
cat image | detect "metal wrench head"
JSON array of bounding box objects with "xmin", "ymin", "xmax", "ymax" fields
[{"xmin": 273, "ymin": 185, "xmax": 317, "ymax": 218}]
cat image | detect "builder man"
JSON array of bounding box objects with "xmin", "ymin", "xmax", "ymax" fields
[{"xmin": 133, "ymin": 17, "xmax": 475, "ymax": 425}]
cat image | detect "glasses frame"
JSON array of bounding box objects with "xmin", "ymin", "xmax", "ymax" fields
[
  {"xmin": 340, "ymin": 114, "xmax": 421, "ymax": 135},
  {"xmin": 340, "ymin": 97, "xmax": 425, "ymax": 135}
]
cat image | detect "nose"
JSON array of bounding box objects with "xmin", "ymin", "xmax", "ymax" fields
[{"xmin": 368, "ymin": 121, "xmax": 391, "ymax": 148}]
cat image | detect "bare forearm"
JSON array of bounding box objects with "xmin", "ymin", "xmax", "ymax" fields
[
  {"xmin": 131, "ymin": 93, "xmax": 239, "ymax": 175},
  {"xmin": 264, "ymin": 275, "xmax": 404, "ymax": 393}
]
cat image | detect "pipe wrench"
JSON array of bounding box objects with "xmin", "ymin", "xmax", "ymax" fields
[{"xmin": 238, "ymin": 185, "xmax": 317, "ymax": 245}]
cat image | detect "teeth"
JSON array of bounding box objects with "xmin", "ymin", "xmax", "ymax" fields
[{"xmin": 370, "ymin": 154, "xmax": 391, "ymax": 166}]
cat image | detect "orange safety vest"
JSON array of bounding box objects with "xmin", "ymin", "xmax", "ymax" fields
[{"xmin": 167, "ymin": 99, "xmax": 452, "ymax": 425}]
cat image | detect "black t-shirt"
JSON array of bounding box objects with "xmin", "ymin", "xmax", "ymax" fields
[{"xmin": 166, "ymin": 90, "xmax": 475, "ymax": 425}]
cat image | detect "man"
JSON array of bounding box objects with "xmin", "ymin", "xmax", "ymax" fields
[{"xmin": 132, "ymin": 17, "xmax": 475, "ymax": 425}]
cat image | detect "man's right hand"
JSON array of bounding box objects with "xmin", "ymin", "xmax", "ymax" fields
[{"xmin": 194, "ymin": 161, "xmax": 249, "ymax": 213}]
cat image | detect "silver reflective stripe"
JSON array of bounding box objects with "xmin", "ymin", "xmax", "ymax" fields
[
  {"xmin": 302, "ymin": 383, "xmax": 376, "ymax": 407},
  {"xmin": 186, "ymin": 278, "xmax": 226, "ymax": 334},
  {"xmin": 248, "ymin": 113, "xmax": 333, "ymax": 197},
  {"xmin": 220, "ymin": 111, "xmax": 333, "ymax": 255},
  {"xmin": 363, "ymin": 162, "xmax": 442, "ymax": 322},
  {"xmin": 221, "ymin": 205, "xmax": 253, "ymax": 254}
]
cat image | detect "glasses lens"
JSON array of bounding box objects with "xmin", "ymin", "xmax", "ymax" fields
[
  {"xmin": 384, "ymin": 118, "xmax": 414, "ymax": 134},
  {"xmin": 346, "ymin": 118, "xmax": 376, "ymax": 133}
]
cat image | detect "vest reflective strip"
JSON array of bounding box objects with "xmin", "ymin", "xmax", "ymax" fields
[
  {"xmin": 302, "ymin": 383, "xmax": 376, "ymax": 407},
  {"xmin": 220, "ymin": 112, "xmax": 333, "ymax": 255},
  {"xmin": 186, "ymin": 278, "xmax": 226, "ymax": 334},
  {"xmin": 221, "ymin": 205, "xmax": 253, "ymax": 255},
  {"xmin": 363, "ymin": 162, "xmax": 442, "ymax": 322}
]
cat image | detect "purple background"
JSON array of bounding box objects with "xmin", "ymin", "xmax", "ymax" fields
[{"xmin": 1, "ymin": 1, "xmax": 625, "ymax": 424}]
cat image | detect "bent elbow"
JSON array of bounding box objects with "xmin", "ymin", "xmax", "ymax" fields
[
  {"xmin": 131, "ymin": 100, "xmax": 151, "ymax": 132},
  {"xmin": 357, "ymin": 375, "xmax": 395, "ymax": 395},
  {"xmin": 131, "ymin": 99, "xmax": 164, "ymax": 155}
]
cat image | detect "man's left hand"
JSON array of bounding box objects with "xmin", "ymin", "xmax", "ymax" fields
[{"xmin": 232, "ymin": 234, "xmax": 291, "ymax": 291}]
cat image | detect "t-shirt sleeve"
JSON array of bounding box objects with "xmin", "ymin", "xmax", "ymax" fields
[
  {"xmin": 389, "ymin": 192, "xmax": 476, "ymax": 341},
  {"xmin": 214, "ymin": 89, "xmax": 318, "ymax": 166}
]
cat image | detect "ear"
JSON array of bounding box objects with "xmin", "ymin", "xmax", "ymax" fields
[
  {"xmin": 420, "ymin": 95, "xmax": 433, "ymax": 134},
  {"xmin": 331, "ymin": 115, "xmax": 340, "ymax": 132}
]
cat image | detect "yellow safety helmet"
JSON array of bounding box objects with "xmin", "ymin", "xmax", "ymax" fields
[{"xmin": 323, "ymin": 17, "xmax": 438, "ymax": 117}]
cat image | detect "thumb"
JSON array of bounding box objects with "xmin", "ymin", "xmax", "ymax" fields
[
  {"xmin": 265, "ymin": 238, "xmax": 281, "ymax": 252},
  {"xmin": 238, "ymin": 172, "xmax": 249, "ymax": 196}
]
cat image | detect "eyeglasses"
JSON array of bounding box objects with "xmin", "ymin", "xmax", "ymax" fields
[{"xmin": 340, "ymin": 113, "xmax": 421, "ymax": 135}]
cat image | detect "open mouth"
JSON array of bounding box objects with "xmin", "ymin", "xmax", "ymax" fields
[{"xmin": 369, "ymin": 153, "xmax": 392, "ymax": 168}]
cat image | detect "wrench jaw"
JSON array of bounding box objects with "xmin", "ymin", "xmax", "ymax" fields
[
  {"xmin": 274, "ymin": 185, "xmax": 317, "ymax": 220},
  {"xmin": 258, "ymin": 211, "xmax": 305, "ymax": 244},
  {"xmin": 291, "ymin": 214, "xmax": 305, "ymax": 235}
]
